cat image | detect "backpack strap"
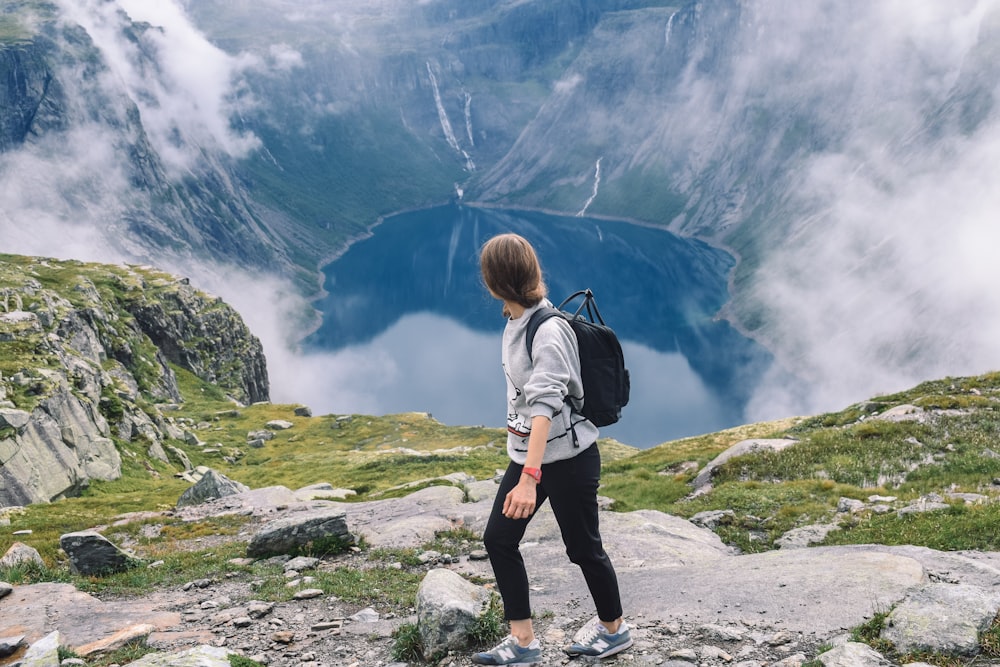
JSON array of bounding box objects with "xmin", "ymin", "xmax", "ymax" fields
[
  {"xmin": 525, "ymin": 306, "xmax": 562, "ymax": 362},
  {"xmin": 556, "ymin": 288, "xmax": 605, "ymax": 325}
]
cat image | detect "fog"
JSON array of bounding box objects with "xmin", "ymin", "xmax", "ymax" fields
[
  {"xmin": 716, "ymin": 0, "xmax": 1000, "ymax": 419},
  {"xmin": 5, "ymin": 0, "xmax": 1000, "ymax": 432}
]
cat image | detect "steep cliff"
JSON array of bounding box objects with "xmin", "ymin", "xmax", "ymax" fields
[
  {"xmin": 0, "ymin": 6, "xmax": 325, "ymax": 291},
  {"xmin": 0, "ymin": 254, "xmax": 269, "ymax": 506}
]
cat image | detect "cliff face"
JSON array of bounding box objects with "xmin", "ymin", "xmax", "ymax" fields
[
  {"xmin": 0, "ymin": 255, "xmax": 269, "ymax": 506},
  {"xmin": 0, "ymin": 12, "xmax": 319, "ymax": 290}
]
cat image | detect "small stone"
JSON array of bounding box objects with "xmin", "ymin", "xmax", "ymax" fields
[
  {"xmin": 292, "ymin": 588, "xmax": 324, "ymax": 600},
  {"xmin": 311, "ymin": 621, "xmax": 343, "ymax": 632},
  {"xmin": 271, "ymin": 631, "xmax": 295, "ymax": 644}
]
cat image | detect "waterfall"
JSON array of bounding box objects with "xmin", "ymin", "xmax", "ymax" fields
[
  {"xmin": 665, "ymin": 10, "xmax": 677, "ymax": 46},
  {"xmin": 426, "ymin": 62, "xmax": 475, "ymax": 171},
  {"xmin": 464, "ymin": 91, "xmax": 475, "ymax": 147},
  {"xmin": 576, "ymin": 158, "xmax": 603, "ymax": 217}
]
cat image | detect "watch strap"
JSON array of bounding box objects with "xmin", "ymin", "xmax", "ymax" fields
[{"xmin": 522, "ymin": 466, "xmax": 542, "ymax": 483}]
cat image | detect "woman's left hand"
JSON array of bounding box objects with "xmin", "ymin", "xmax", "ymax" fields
[{"xmin": 503, "ymin": 480, "xmax": 537, "ymax": 520}]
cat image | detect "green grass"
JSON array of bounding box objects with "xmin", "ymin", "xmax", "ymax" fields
[{"xmin": 3, "ymin": 256, "xmax": 1000, "ymax": 628}]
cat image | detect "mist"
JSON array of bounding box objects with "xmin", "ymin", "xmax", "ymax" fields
[
  {"xmin": 6, "ymin": 0, "xmax": 1000, "ymax": 431},
  {"xmin": 723, "ymin": 0, "xmax": 1000, "ymax": 419}
]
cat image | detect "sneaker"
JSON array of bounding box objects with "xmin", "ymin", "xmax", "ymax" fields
[
  {"xmin": 471, "ymin": 635, "xmax": 542, "ymax": 665},
  {"xmin": 564, "ymin": 620, "xmax": 633, "ymax": 659}
]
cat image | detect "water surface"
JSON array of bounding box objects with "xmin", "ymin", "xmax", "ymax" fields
[{"xmin": 307, "ymin": 204, "xmax": 771, "ymax": 447}]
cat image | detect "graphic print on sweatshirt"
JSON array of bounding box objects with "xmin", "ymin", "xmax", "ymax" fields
[{"xmin": 504, "ymin": 363, "xmax": 530, "ymax": 448}]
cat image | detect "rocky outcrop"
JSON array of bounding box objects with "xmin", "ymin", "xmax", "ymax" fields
[
  {"xmin": 0, "ymin": 256, "xmax": 269, "ymax": 506},
  {"xmin": 2, "ymin": 476, "xmax": 999, "ymax": 666}
]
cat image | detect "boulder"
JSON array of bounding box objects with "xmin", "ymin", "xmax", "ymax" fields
[
  {"xmin": 881, "ymin": 583, "xmax": 1000, "ymax": 656},
  {"xmin": 691, "ymin": 438, "xmax": 799, "ymax": 491},
  {"xmin": 115, "ymin": 645, "xmax": 234, "ymax": 667},
  {"xmin": 818, "ymin": 642, "xmax": 894, "ymax": 667},
  {"xmin": 18, "ymin": 630, "xmax": 61, "ymax": 667},
  {"xmin": 0, "ymin": 634, "xmax": 26, "ymax": 658},
  {"xmin": 0, "ymin": 542, "xmax": 44, "ymax": 569},
  {"xmin": 0, "ymin": 408, "xmax": 30, "ymax": 430},
  {"xmin": 176, "ymin": 469, "xmax": 249, "ymax": 508},
  {"xmin": 416, "ymin": 569, "xmax": 492, "ymax": 657},
  {"xmin": 59, "ymin": 531, "xmax": 141, "ymax": 576},
  {"xmin": 246, "ymin": 507, "xmax": 352, "ymax": 558}
]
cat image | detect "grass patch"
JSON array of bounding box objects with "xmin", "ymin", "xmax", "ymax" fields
[
  {"xmin": 391, "ymin": 623, "xmax": 425, "ymax": 662},
  {"xmin": 468, "ymin": 593, "xmax": 506, "ymax": 647}
]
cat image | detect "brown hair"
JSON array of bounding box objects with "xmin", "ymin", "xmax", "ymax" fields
[{"xmin": 480, "ymin": 233, "xmax": 548, "ymax": 313}]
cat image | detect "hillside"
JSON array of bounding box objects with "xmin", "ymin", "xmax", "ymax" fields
[
  {"xmin": 0, "ymin": 254, "xmax": 268, "ymax": 506},
  {"xmin": 1, "ymin": 256, "xmax": 999, "ymax": 664}
]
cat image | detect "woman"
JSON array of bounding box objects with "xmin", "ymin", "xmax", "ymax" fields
[{"xmin": 472, "ymin": 233, "xmax": 632, "ymax": 665}]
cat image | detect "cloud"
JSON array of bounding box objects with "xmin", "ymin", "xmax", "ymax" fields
[
  {"xmin": 0, "ymin": 124, "xmax": 133, "ymax": 264},
  {"xmin": 55, "ymin": 0, "xmax": 260, "ymax": 174},
  {"xmin": 268, "ymin": 44, "xmax": 304, "ymax": 71},
  {"xmin": 726, "ymin": 0, "xmax": 1000, "ymax": 419}
]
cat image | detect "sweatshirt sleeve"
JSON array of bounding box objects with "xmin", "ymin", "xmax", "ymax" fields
[{"xmin": 524, "ymin": 317, "xmax": 579, "ymax": 419}]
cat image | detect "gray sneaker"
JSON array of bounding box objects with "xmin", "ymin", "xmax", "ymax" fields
[
  {"xmin": 472, "ymin": 635, "xmax": 542, "ymax": 665},
  {"xmin": 564, "ymin": 620, "xmax": 633, "ymax": 658}
]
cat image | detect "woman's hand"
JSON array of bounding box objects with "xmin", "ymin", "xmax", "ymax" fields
[{"xmin": 503, "ymin": 478, "xmax": 537, "ymax": 519}]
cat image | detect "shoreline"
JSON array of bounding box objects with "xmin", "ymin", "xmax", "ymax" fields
[{"xmin": 300, "ymin": 198, "xmax": 766, "ymax": 349}]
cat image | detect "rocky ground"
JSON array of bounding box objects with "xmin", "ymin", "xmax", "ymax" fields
[
  {"xmin": 124, "ymin": 545, "xmax": 827, "ymax": 667},
  {"xmin": 4, "ymin": 472, "xmax": 1000, "ymax": 667}
]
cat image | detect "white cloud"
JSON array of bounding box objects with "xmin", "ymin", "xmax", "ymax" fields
[
  {"xmin": 733, "ymin": 0, "xmax": 1000, "ymax": 419},
  {"xmin": 56, "ymin": 0, "xmax": 260, "ymax": 174}
]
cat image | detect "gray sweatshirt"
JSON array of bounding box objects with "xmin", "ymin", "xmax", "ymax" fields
[{"xmin": 501, "ymin": 299, "xmax": 599, "ymax": 464}]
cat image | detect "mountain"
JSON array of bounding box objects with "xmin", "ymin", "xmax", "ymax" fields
[
  {"xmin": 0, "ymin": 253, "xmax": 268, "ymax": 506},
  {"xmin": 2, "ymin": 1, "xmax": 999, "ymax": 421}
]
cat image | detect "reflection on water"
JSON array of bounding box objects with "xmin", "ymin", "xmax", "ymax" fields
[{"xmin": 306, "ymin": 204, "xmax": 772, "ymax": 448}]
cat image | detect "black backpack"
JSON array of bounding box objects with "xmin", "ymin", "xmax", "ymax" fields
[{"xmin": 525, "ymin": 289, "xmax": 630, "ymax": 427}]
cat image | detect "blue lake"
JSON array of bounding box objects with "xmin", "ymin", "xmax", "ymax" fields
[{"xmin": 306, "ymin": 204, "xmax": 772, "ymax": 448}]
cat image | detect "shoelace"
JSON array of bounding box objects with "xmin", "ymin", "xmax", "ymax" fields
[
  {"xmin": 576, "ymin": 623, "xmax": 609, "ymax": 645},
  {"xmin": 492, "ymin": 635, "xmax": 522, "ymax": 652}
]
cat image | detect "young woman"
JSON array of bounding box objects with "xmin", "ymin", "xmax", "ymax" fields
[{"xmin": 472, "ymin": 233, "xmax": 632, "ymax": 665}]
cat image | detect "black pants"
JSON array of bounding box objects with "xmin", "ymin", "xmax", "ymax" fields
[{"xmin": 482, "ymin": 443, "xmax": 623, "ymax": 622}]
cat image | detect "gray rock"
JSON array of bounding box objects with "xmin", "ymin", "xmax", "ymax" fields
[
  {"xmin": 176, "ymin": 469, "xmax": 250, "ymax": 508},
  {"xmin": 817, "ymin": 642, "xmax": 894, "ymax": 667},
  {"xmin": 265, "ymin": 420, "xmax": 293, "ymax": 430},
  {"xmin": 117, "ymin": 645, "xmax": 233, "ymax": 667},
  {"xmin": 59, "ymin": 531, "xmax": 140, "ymax": 576},
  {"xmin": 246, "ymin": 507, "xmax": 352, "ymax": 558},
  {"xmin": 0, "ymin": 383, "xmax": 121, "ymax": 506},
  {"xmin": 0, "ymin": 408, "xmax": 30, "ymax": 430},
  {"xmin": 0, "ymin": 542, "xmax": 44, "ymax": 569},
  {"xmin": 881, "ymin": 583, "xmax": 1000, "ymax": 656},
  {"xmin": 416, "ymin": 568, "xmax": 491, "ymax": 657},
  {"xmin": 283, "ymin": 556, "xmax": 320, "ymax": 572},
  {"xmin": 775, "ymin": 523, "xmax": 840, "ymax": 549},
  {"xmin": 897, "ymin": 500, "xmax": 950, "ymax": 516},
  {"xmin": 689, "ymin": 509, "xmax": 735, "ymax": 529},
  {"xmin": 874, "ymin": 404, "xmax": 925, "ymax": 421},
  {"xmin": 0, "ymin": 634, "xmax": 25, "ymax": 658},
  {"xmin": 293, "ymin": 406, "xmax": 312, "ymax": 417},
  {"xmin": 692, "ymin": 439, "xmax": 799, "ymax": 491},
  {"xmin": 166, "ymin": 445, "xmax": 193, "ymax": 471},
  {"xmin": 0, "ymin": 582, "xmax": 11, "ymax": 599},
  {"xmin": 334, "ymin": 485, "xmax": 466, "ymax": 548},
  {"xmin": 836, "ymin": 497, "xmax": 866, "ymax": 513},
  {"xmin": 19, "ymin": 630, "xmax": 60, "ymax": 667},
  {"xmin": 698, "ymin": 623, "xmax": 745, "ymax": 642}
]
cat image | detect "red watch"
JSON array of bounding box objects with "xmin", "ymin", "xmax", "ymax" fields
[{"xmin": 522, "ymin": 467, "xmax": 542, "ymax": 483}]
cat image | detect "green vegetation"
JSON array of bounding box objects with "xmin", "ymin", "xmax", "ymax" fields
[
  {"xmin": 4, "ymin": 253, "xmax": 1000, "ymax": 665},
  {"xmin": 390, "ymin": 622, "xmax": 425, "ymax": 662}
]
